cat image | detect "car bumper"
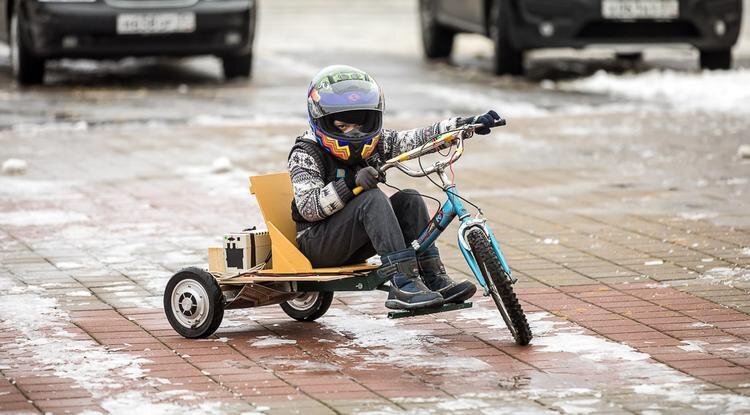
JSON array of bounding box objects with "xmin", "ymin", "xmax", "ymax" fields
[
  {"xmin": 21, "ymin": 0, "xmax": 255, "ymax": 59},
  {"xmin": 509, "ymin": 0, "xmax": 742, "ymax": 51}
]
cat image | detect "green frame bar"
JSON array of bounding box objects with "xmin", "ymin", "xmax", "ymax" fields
[{"xmin": 295, "ymin": 271, "xmax": 389, "ymax": 292}]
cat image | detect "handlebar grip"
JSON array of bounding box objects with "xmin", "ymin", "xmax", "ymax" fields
[{"xmin": 353, "ymin": 186, "xmax": 364, "ymax": 196}]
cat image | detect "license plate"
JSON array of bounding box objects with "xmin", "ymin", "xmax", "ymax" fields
[
  {"xmin": 116, "ymin": 13, "xmax": 196, "ymax": 34},
  {"xmin": 602, "ymin": 0, "xmax": 679, "ymax": 19}
]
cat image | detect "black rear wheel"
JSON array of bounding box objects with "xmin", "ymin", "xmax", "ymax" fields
[
  {"xmin": 222, "ymin": 52, "xmax": 253, "ymax": 79},
  {"xmin": 10, "ymin": 13, "xmax": 45, "ymax": 86},
  {"xmin": 490, "ymin": 0, "xmax": 523, "ymax": 75},
  {"xmin": 280, "ymin": 291, "xmax": 333, "ymax": 322},
  {"xmin": 466, "ymin": 228, "xmax": 532, "ymax": 345},
  {"xmin": 164, "ymin": 267, "xmax": 224, "ymax": 338},
  {"xmin": 699, "ymin": 49, "xmax": 731, "ymax": 70},
  {"xmin": 419, "ymin": 0, "xmax": 455, "ymax": 59}
]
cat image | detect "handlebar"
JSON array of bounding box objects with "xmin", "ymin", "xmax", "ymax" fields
[{"xmin": 352, "ymin": 118, "xmax": 505, "ymax": 194}]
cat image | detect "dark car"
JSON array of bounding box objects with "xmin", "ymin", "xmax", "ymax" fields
[
  {"xmin": 1, "ymin": 0, "xmax": 256, "ymax": 85},
  {"xmin": 419, "ymin": 0, "xmax": 743, "ymax": 75}
]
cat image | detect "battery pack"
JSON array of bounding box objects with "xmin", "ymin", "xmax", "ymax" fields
[{"xmin": 223, "ymin": 230, "xmax": 271, "ymax": 273}]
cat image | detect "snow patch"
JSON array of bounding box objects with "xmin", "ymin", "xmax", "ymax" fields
[
  {"xmin": 0, "ymin": 290, "xmax": 149, "ymax": 393},
  {"xmin": 738, "ymin": 145, "xmax": 750, "ymax": 159},
  {"xmin": 677, "ymin": 340, "xmax": 707, "ymax": 353},
  {"xmin": 210, "ymin": 157, "xmax": 233, "ymax": 174},
  {"xmin": 562, "ymin": 69, "xmax": 750, "ymax": 114},
  {"xmin": 436, "ymin": 398, "xmax": 489, "ymax": 411},
  {"xmin": 86, "ymin": 390, "xmax": 233, "ymax": 415},
  {"xmin": 13, "ymin": 120, "xmax": 89, "ymax": 136},
  {"xmin": 0, "ymin": 210, "xmax": 89, "ymax": 226},
  {"xmin": 250, "ymin": 336, "xmax": 297, "ymax": 348},
  {"xmin": 66, "ymin": 290, "xmax": 93, "ymax": 297},
  {"xmin": 644, "ymin": 260, "xmax": 664, "ymax": 266},
  {"xmin": 699, "ymin": 267, "xmax": 750, "ymax": 287},
  {"xmin": 679, "ymin": 212, "xmax": 719, "ymax": 221},
  {"xmin": 319, "ymin": 307, "xmax": 488, "ymax": 373},
  {"xmin": 2, "ymin": 158, "xmax": 27, "ymax": 175}
]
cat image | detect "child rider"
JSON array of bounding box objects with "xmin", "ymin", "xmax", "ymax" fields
[{"xmin": 288, "ymin": 65, "xmax": 502, "ymax": 310}]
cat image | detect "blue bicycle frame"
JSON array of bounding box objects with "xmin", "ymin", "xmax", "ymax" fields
[{"xmin": 411, "ymin": 177, "xmax": 514, "ymax": 292}]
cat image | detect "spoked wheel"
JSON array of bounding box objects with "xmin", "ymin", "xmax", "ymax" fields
[
  {"xmin": 280, "ymin": 291, "xmax": 333, "ymax": 322},
  {"xmin": 466, "ymin": 229, "xmax": 532, "ymax": 345},
  {"xmin": 164, "ymin": 267, "xmax": 224, "ymax": 338}
]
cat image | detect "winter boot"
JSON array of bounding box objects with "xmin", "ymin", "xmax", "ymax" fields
[
  {"xmin": 380, "ymin": 248, "xmax": 444, "ymax": 310},
  {"xmin": 418, "ymin": 247, "xmax": 477, "ymax": 304}
]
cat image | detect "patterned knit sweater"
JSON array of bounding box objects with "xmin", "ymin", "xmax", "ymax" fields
[{"xmin": 288, "ymin": 118, "xmax": 461, "ymax": 234}]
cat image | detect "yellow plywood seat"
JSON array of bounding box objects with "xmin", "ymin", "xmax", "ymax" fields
[{"xmin": 249, "ymin": 172, "xmax": 377, "ymax": 275}]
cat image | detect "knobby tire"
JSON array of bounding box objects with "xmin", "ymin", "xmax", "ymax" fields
[{"xmin": 467, "ymin": 229, "xmax": 532, "ymax": 346}]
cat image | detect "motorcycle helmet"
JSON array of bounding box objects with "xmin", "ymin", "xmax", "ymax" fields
[{"xmin": 307, "ymin": 65, "xmax": 384, "ymax": 165}]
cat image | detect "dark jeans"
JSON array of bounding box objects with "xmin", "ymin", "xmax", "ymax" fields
[{"xmin": 297, "ymin": 188, "xmax": 430, "ymax": 268}]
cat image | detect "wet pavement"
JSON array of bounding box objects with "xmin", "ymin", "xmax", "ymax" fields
[{"xmin": 1, "ymin": 1, "xmax": 750, "ymax": 414}]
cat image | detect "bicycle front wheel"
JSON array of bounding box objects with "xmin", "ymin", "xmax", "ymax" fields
[{"xmin": 466, "ymin": 228, "xmax": 532, "ymax": 346}]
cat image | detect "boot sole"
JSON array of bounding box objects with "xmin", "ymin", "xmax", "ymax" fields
[
  {"xmin": 385, "ymin": 297, "xmax": 444, "ymax": 310},
  {"xmin": 440, "ymin": 284, "xmax": 478, "ymax": 304}
]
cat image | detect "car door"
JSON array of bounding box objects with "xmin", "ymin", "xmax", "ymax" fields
[{"xmin": 438, "ymin": 0, "xmax": 484, "ymax": 33}]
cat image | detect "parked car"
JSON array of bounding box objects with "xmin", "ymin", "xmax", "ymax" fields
[
  {"xmin": 419, "ymin": 0, "xmax": 743, "ymax": 75},
  {"xmin": 0, "ymin": 0, "xmax": 257, "ymax": 85}
]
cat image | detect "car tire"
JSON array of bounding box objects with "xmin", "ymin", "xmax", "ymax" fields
[
  {"xmin": 222, "ymin": 52, "xmax": 252, "ymax": 79},
  {"xmin": 10, "ymin": 13, "xmax": 45, "ymax": 86},
  {"xmin": 419, "ymin": 0, "xmax": 455, "ymax": 59},
  {"xmin": 490, "ymin": 0, "xmax": 523, "ymax": 76},
  {"xmin": 699, "ymin": 49, "xmax": 731, "ymax": 70}
]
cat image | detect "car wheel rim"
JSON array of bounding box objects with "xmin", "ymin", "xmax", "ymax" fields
[
  {"xmin": 171, "ymin": 279, "xmax": 210, "ymax": 329},
  {"xmin": 287, "ymin": 292, "xmax": 319, "ymax": 311}
]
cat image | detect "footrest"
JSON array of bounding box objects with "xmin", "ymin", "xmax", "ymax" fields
[{"xmin": 387, "ymin": 302, "xmax": 473, "ymax": 319}]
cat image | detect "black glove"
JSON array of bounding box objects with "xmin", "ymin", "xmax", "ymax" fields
[
  {"xmin": 355, "ymin": 166, "xmax": 380, "ymax": 191},
  {"xmin": 460, "ymin": 110, "xmax": 504, "ymax": 135}
]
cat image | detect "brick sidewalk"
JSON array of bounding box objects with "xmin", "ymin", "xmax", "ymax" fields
[{"xmin": 1, "ymin": 119, "xmax": 749, "ymax": 414}]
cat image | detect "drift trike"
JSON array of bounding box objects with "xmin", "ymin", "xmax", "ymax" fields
[{"xmin": 164, "ymin": 120, "xmax": 532, "ymax": 346}]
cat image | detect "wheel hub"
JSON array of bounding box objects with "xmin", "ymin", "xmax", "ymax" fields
[
  {"xmin": 171, "ymin": 279, "xmax": 210, "ymax": 328},
  {"xmin": 286, "ymin": 292, "xmax": 319, "ymax": 311}
]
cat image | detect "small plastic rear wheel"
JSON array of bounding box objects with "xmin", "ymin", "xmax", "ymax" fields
[
  {"xmin": 164, "ymin": 267, "xmax": 224, "ymax": 338},
  {"xmin": 280, "ymin": 291, "xmax": 333, "ymax": 322}
]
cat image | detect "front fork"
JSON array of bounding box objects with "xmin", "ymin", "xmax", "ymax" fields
[{"xmin": 457, "ymin": 217, "xmax": 516, "ymax": 294}]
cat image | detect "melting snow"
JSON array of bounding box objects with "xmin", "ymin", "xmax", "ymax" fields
[
  {"xmin": 562, "ymin": 69, "xmax": 750, "ymax": 114},
  {"xmin": 679, "ymin": 212, "xmax": 719, "ymax": 221},
  {"xmin": 1, "ymin": 158, "xmax": 27, "ymax": 175},
  {"xmin": 319, "ymin": 307, "xmax": 489, "ymax": 373},
  {"xmin": 250, "ymin": 336, "xmax": 297, "ymax": 348},
  {"xmin": 699, "ymin": 267, "xmax": 750, "ymax": 287},
  {"xmin": 644, "ymin": 260, "xmax": 664, "ymax": 266},
  {"xmin": 0, "ymin": 210, "xmax": 89, "ymax": 226},
  {"xmin": 210, "ymin": 157, "xmax": 233, "ymax": 174},
  {"xmin": 66, "ymin": 290, "xmax": 93, "ymax": 297},
  {"xmin": 677, "ymin": 340, "xmax": 707, "ymax": 353}
]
